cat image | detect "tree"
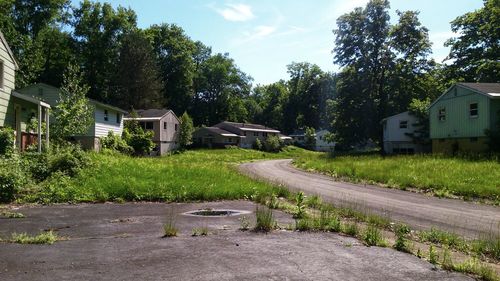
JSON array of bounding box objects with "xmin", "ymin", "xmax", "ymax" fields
[
  {"xmin": 407, "ymin": 98, "xmax": 431, "ymax": 148},
  {"xmin": 304, "ymin": 127, "xmax": 316, "ymax": 150},
  {"xmin": 52, "ymin": 63, "xmax": 94, "ymax": 140},
  {"xmin": 72, "ymin": 0, "xmax": 137, "ymax": 101},
  {"xmin": 179, "ymin": 112, "xmax": 194, "ymax": 148},
  {"xmin": 147, "ymin": 24, "xmax": 196, "ymax": 114},
  {"xmin": 444, "ymin": 0, "xmax": 500, "ymax": 82},
  {"xmin": 113, "ymin": 30, "xmax": 163, "ymax": 109}
]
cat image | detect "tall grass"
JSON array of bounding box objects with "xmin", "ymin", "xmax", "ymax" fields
[
  {"xmin": 293, "ymin": 153, "xmax": 500, "ymax": 201},
  {"xmin": 19, "ymin": 148, "xmax": 301, "ymax": 203}
]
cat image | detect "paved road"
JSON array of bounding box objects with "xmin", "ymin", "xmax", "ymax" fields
[{"xmin": 239, "ymin": 159, "xmax": 500, "ymax": 238}]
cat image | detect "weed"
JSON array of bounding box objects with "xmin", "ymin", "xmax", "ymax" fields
[
  {"xmin": 343, "ymin": 222, "xmax": 359, "ymax": 237},
  {"xmin": 394, "ymin": 224, "xmax": 412, "ymax": 253},
  {"xmin": 417, "ymin": 248, "xmax": 422, "ymax": 258},
  {"xmin": 254, "ymin": 207, "xmax": 275, "ymax": 232},
  {"xmin": 293, "ymin": 192, "xmax": 306, "ymax": 219},
  {"xmin": 452, "ymin": 259, "xmax": 498, "ymax": 281},
  {"xmin": 163, "ymin": 222, "xmax": 178, "ymax": 237},
  {"xmin": 192, "ymin": 227, "xmax": 209, "ymax": 236},
  {"xmin": 429, "ymin": 245, "xmax": 438, "ymax": 265},
  {"xmin": 1, "ymin": 211, "xmax": 25, "ymax": 218},
  {"xmin": 268, "ymin": 193, "xmax": 280, "ymax": 209},
  {"xmin": 471, "ymin": 237, "xmax": 500, "ymax": 260},
  {"xmin": 362, "ymin": 224, "xmax": 387, "ymax": 247},
  {"xmin": 441, "ymin": 247, "xmax": 454, "ymax": 270},
  {"xmin": 305, "ymin": 195, "xmax": 322, "ymax": 209},
  {"xmin": 418, "ymin": 228, "xmax": 467, "ymax": 251},
  {"xmin": 239, "ymin": 216, "xmax": 250, "ymax": 231},
  {"xmin": 10, "ymin": 231, "xmax": 58, "ymax": 244},
  {"xmin": 296, "ymin": 218, "xmax": 313, "ymax": 231}
]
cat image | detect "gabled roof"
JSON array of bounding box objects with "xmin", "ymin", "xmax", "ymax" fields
[
  {"xmin": 200, "ymin": 127, "xmax": 239, "ymax": 137},
  {"xmin": 215, "ymin": 121, "xmax": 280, "ymax": 133},
  {"xmin": 88, "ymin": 99, "xmax": 127, "ymax": 114},
  {"xmin": 381, "ymin": 111, "xmax": 412, "ymax": 122},
  {"xmin": 429, "ymin": 83, "xmax": 500, "ymax": 109},
  {"xmin": 124, "ymin": 109, "xmax": 179, "ymax": 122},
  {"xmin": 0, "ymin": 30, "xmax": 19, "ymax": 70}
]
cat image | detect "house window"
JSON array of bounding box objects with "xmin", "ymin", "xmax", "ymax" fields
[
  {"xmin": 243, "ymin": 132, "xmax": 247, "ymax": 136},
  {"xmin": 164, "ymin": 122, "xmax": 167, "ymax": 130},
  {"xmin": 104, "ymin": 110, "xmax": 109, "ymax": 121},
  {"xmin": 227, "ymin": 138, "xmax": 232, "ymax": 143},
  {"xmin": 254, "ymin": 132, "xmax": 259, "ymax": 137},
  {"xmin": 0, "ymin": 60, "xmax": 4, "ymax": 89},
  {"xmin": 438, "ymin": 107, "xmax": 446, "ymax": 121},
  {"xmin": 399, "ymin": 120, "xmax": 408, "ymax": 129},
  {"xmin": 175, "ymin": 124, "xmax": 178, "ymax": 131},
  {"xmin": 116, "ymin": 113, "xmax": 121, "ymax": 124},
  {"xmin": 469, "ymin": 103, "xmax": 478, "ymax": 118},
  {"xmin": 470, "ymin": 137, "xmax": 478, "ymax": 143},
  {"xmin": 140, "ymin": 122, "xmax": 153, "ymax": 130},
  {"xmin": 263, "ymin": 132, "xmax": 268, "ymax": 137}
]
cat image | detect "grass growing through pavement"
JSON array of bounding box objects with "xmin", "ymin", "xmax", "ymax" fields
[
  {"xmin": 9, "ymin": 231, "xmax": 58, "ymax": 244},
  {"xmin": 1, "ymin": 211, "xmax": 25, "ymax": 218},
  {"xmin": 293, "ymin": 153, "xmax": 500, "ymax": 202},
  {"xmin": 254, "ymin": 207, "xmax": 275, "ymax": 232}
]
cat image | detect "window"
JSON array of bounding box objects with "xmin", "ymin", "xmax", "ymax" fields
[
  {"xmin": 470, "ymin": 137, "xmax": 478, "ymax": 143},
  {"xmin": 399, "ymin": 120, "xmax": 408, "ymax": 129},
  {"xmin": 0, "ymin": 60, "xmax": 3, "ymax": 89},
  {"xmin": 164, "ymin": 122, "xmax": 167, "ymax": 130},
  {"xmin": 243, "ymin": 132, "xmax": 247, "ymax": 136},
  {"xmin": 227, "ymin": 138, "xmax": 232, "ymax": 143},
  {"xmin": 116, "ymin": 113, "xmax": 121, "ymax": 124},
  {"xmin": 140, "ymin": 121, "xmax": 153, "ymax": 130},
  {"xmin": 104, "ymin": 110, "xmax": 109, "ymax": 121},
  {"xmin": 438, "ymin": 107, "xmax": 446, "ymax": 121},
  {"xmin": 263, "ymin": 132, "xmax": 268, "ymax": 137},
  {"xmin": 254, "ymin": 132, "xmax": 259, "ymax": 137},
  {"xmin": 175, "ymin": 124, "xmax": 178, "ymax": 131},
  {"xmin": 469, "ymin": 103, "xmax": 478, "ymax": 118}
]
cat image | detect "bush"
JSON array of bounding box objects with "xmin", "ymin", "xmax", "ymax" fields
[
  {"xmin": 0, "ymin": 156, "xmax": 27, "ymax": 203},
  {"xmin": 21, "ymin": 152, "xmax": 50, "ymax": 182},
  {"xmin": 0, "ymin": 127, "xmax": 15, "ymax": 156},
  {"xmin": 263, "ymin": 135, "xmax": 284, "ymax": 153},
  {"xmin": 100, "ymin": 131, "xmax": 133, "ymax": 154},
  {"xmin": 48, "ymin": 144, "xmax": 91, "ymax": 177},
  {"xmin": 122, "ymin": 128, "xmax": 155, "ymax": 156},
  {"xmin": 254, "ymin": 207, "xmax": 275, "ymax": 232},
  {"xmin": 253, "ymin": 138, "xmax": 263, "ymax": 150}
]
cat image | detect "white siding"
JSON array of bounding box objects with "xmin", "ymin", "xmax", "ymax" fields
[
  {"xmin": 315, "ymin": 130, "xmax": 335, "ymax": 152},
  {"xmin": 382, "ymin": 111, "xmax": 418, "ymax": 142},
  {"xmin": 93, "ymin": 105, "xmax": 124, "ymax": 137}
]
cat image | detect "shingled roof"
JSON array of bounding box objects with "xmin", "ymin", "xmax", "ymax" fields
[
  {"xmin": 458, "ymin": 83, "xmax": 500, "ymax": 97},
  {"xmin": 215, "ymin": 121, "xmax": 280, "ymax": 133}
]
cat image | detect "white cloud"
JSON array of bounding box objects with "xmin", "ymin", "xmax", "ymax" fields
[{"xmin": 216, "ymin": 3, "xmax": 254, "ymax": 22}]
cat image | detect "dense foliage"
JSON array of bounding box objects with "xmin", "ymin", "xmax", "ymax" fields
[{"xmin": 179, "ymin": 112, "xmax": 194, "ymax": 149}]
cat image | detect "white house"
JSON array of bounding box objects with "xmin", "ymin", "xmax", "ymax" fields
[
  {"xmin": 17, "ymin": 83, "xmax": 127, "ymax": 150},
  {"xmin": 381, "ymin": 111, "xmax": 425, "ymax": 154},
  {"xmin": 290, "ymin": 129, "xmax": 335, "ymax": 152}
]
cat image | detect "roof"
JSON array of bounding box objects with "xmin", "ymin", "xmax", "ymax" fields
[
  {"xmin": 11, "ymin": 92, "xmax": 50, "ymax": 108},
  {"xmin": 88, "ymin": 99, "xmax": 127, "ymax": 114},
  {"xmin": 457, "ymin": 83, "xmax": 500, "ymax": 97},
  {"xmin": 216, "ymin": 121, "xmax": 280, "ymax": 133},
  {"xmin": 279, "ymin": 134, "xmax": 292, "ymax": 140},
  {"xmin": 429, "ymin": 83, "xmax": 500, "ymax": 109},
  {"xmin": 124, "ymin": 109, "xmax": 179, "ymax": 122},
  {"xmin": 0, "ymin": 30, "xmax": 19, "ymax": 70},
  {"xmin": 201, "ymin": 127, "xmax": 239, "ymax": 137},
  {"xmin": 381, "ymin": 111, "xmax": 411, "ymax": 122}
]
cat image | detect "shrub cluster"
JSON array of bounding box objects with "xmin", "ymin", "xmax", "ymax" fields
[
  {"xmin": 253, "ymin": 135, "xmax": 285, "ymax": 153},
  {"xmin": 100, "ymin": 131, "xmax": 133, "ymax": 154}
]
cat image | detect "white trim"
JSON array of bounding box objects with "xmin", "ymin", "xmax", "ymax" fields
[
  {"xmin": 221, "ymin": 133, "xmax": 239, "ymax": 137},
  {"xmin": 239, "ymin": 128, "xmax": 280, "ymax": 133},
  {"xmin": 123, "ymin": 117, "xmax": 162, "ymax": 121}
]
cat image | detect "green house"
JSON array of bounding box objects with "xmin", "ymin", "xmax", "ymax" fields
[
  {"xmin": 429, "ymin": 83, "xmax": 500, "ymax": 154},
  {"xmin": 0, "ymin": 30, "xmax": 50, "ymax": 152}
]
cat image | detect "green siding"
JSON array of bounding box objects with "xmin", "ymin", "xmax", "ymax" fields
[
  {"xmin": 0, "ymin": 36, "xmax": 17, "ymax": 128},
  {"xmin": 430, "ymin": 85, "xmax": 491, "ymax": 139},
  {"xmin": 491, "ymin": 99, "xmax": 500, "ymax": 130}
]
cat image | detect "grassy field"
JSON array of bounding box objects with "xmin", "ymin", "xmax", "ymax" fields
[
  {"xmin": 293, "ymin": 153, "xmax": 500, "ymax": 202},
  {"xmin": 22, "ymin": 147, "xmax": 306, "ymax": 204}
]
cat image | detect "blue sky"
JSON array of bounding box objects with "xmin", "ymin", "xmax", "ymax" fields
[{"xmin": 78, "ymin": 0, "xmax": 483, "ymax": 85}]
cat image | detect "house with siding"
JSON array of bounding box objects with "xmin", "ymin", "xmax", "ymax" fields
[
  {"xmin": 381, "ymin": 111, "xmax": 427, "ymax": 154},
  {"xmin": 17, "ymin": 83, "xmax": 126, "ymax": 150},
  {"xmin": 429, "ymin": 83, "xmax": 500, "ymax": 154},
  {"xmin": 193, "ymin": 121, "xmax": 285, "ymax": 148},
  {"xmin": 123, "ymin": 109, "xmax": 180, "ymax": 155},
  {"xmin": 0, "ymin": 31, "xmax": 50, "ymax": 152},
  {"xmin": 289, "ymin": 129, "xmax": 336, "ymax": 152}
]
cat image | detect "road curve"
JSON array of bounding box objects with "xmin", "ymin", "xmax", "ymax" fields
[{"xmin": 239, "ymin": 159, "xmax": 500, "ymax": 238}]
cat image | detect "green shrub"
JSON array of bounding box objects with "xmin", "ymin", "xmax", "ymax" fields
[
  {"xmin": 394, "ymin": 224, "xmax": 412, "ymax": 252},
  {"xmin": 254, "ymin": 207, "xmax": 275, "ymax": 232},
  {"xmin": 21, "ymin": 152, "xmax": 50, "ymax": 182},
  {"xmin": 100, "ymin": 131, "xmax": 133, "ymax": 154},
  {"xmin": 263, "ymin": 135, "xmax": 284, "ymax": 153},
  {"xmin": 49, "ymin": 144, "xmax": 91, "ymax": 177},
  {"xmin": 0, "ymin": 127, "xmax": 15, "ymax": 156},
  {"xmin": 36, "ymin": 171, "xmax": 76, "ymax": 204},
  {"xmin": 343, "ymin": 222, "xmax": 359, "ymax": 236},
  {"xmin": 362, "ymin": 225, "xmax": 387, "ymax": 247},
  {"xmin": 10, "ymin": 231, "xmax": 58, "ymax": 244},
  {"xmin": 122, "ymin": 127, "xmax": 155, "ymax": 155},
  {"xmin": 253, "ymin": 138, "xmax": 263, "ymax": 150},
  {"xmin": 0, "ymin": 156, "xmax": 27, "ymax": 203},
  {"xmin": 293, "ymin": 192, "xmax": 306, "ymax": 219}
]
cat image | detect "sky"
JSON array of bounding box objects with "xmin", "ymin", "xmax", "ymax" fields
[{"xmin": 75, "ymin": 0, "xmax": 484, "ymax": 85}]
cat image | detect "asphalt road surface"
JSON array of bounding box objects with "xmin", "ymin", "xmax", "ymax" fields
[{"xmin": 239, "ymin": 159, "xmax": 500, "ymax": 238}]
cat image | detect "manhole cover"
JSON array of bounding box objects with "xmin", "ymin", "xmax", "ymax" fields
[{"xmin": 183, "ymin": 209, "xmax": 251, "ymax": 217}]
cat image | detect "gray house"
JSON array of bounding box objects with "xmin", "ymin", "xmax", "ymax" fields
[
  {"xmin": 193, "ymin": 121, "xmax": 285, "ymax": 148},
  {"xmin": 124, "ymin": 109, "xmax": 180, "ymax": 155},
  {"xmin": 17, "ymin": 83, "xmax": 127, "ymax": 150},
  {"xmin": 381, "ymin": 111, "xmax": 427, "ymax": 154}
]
